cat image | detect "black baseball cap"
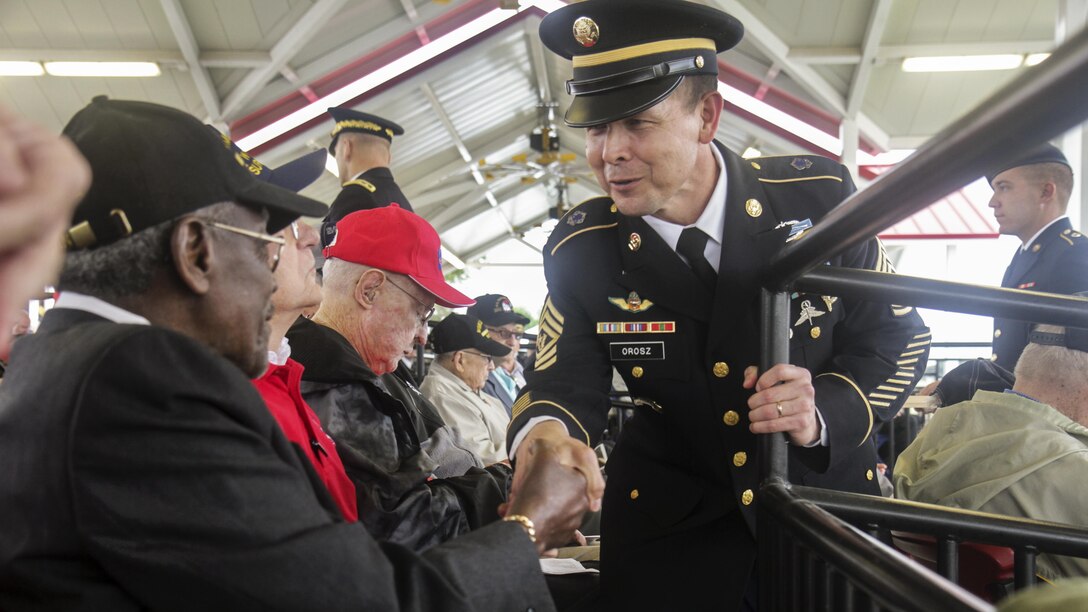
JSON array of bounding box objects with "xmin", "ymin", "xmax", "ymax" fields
[
  {"xmin": 986, "ymin": 142, "xmax": 1071, "ymax": 185},
  {"xmin": 539, "ymin": 0, "xmax": 743, "ymax": 127},
  {"xmin": 327, "ymin": 107, "xmax": 404, "ymax": 154},
  {"xmin": 63, "ymin": 97, "xmax": 327, "ymax": 250},
  {"xmin": 467, "ymin": 294, "xmax": 530, "ymax": 327},
  {"xmin": 933, "ymin": 358, "xmax": 1015, "ymax": 407},
  {"xmin": 430, "ymin": 314, "xmax": 512, "ymax": 357}
]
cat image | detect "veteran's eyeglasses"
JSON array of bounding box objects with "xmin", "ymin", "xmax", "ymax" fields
[
  {"xmin": 385, "ymin": 276, "xmax": 436, "ymax": 326},
  {"xmin": 462, "ymin": 351, "xmax": 494, "ymax": 365},
  {"xmin": 486, "ymin": 326, "xmax": 523, "ymax": 341},
  {"xmin": 205, "ymin": 221, "xmax": 287, "ymax": 272}
]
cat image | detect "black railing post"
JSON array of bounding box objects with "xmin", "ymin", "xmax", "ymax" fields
[
  {"xmin": 759, "ymin": 288, "xmax": 791, "ymax": 610},
  {"xmin": 759, "ymin": 288, "xmax": 790, "ymax": 482},
  {"xmin": 1014, "ymin": 547, "xmax": 1038, "ymax": 590},
  {"xmin": 938, "ymin": 536, "xmax": 960, "ymax": 583}
]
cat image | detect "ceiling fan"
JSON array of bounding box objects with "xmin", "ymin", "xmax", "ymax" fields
[{"xmin": 476, "ymin": 102, "xmax": 597, "ymax": 218}]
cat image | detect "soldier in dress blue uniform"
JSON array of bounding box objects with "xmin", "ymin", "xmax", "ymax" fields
[
  {"xmin": 988, "ymin": 143, "xmax": 1088, "ymax": 371},
  {"xmin": 321, "ymin": 107, "xmax": 412, "ymax": 247},
  {"xmin": 506, "ymin": 1, "xmax": 932, "ymax": 609}
]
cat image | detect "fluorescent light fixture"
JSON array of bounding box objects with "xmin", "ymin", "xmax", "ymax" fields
[
  {"xmin": 442, "ymin": 244, "xmax": 466, "ymax": 270},
  {"xmin": 44, "ymin": 61, "xmax": 160, "ymax": 77},
  {"xmin": 741, "ymin": 147, "xmax": 761, "ymax": 159},
  {"xmin": 901, "ymin": 55, "xmax": 1023, "ymax": 73},
  {"xmin": 1025, "ymin": 53, "xmax": 1050, "ymax": 67},
  {"xmin": 0, "ymin": 61, "xmax": 45, "ymax": 76}
]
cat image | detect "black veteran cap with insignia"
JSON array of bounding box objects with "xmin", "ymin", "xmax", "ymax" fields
[
  {"xmin": 430, "ymin": 314, "xmax": 513, "ymax": 357},
  {"xmin": 327, "ymin": 107, "xmax": 404, "ymax": 154},
  {"xmin": 539, "ymin": 0, "xmax": 743, "ymax": 127},
  {"xmin": 986, "ymin": 142, "xmax": 1072, "ymax": 185},
  {"xmin": 62, "ymin": 96, "xmax": 327, "ymax": 251},
  {"xmin": 468, "ymin": 294, "xmax": 530, "ymax": 327}
]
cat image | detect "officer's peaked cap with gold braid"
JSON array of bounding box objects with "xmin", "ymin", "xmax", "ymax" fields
[
  {"xmin": 539, "ymin": 0, "xmax": 743, "ymax": 128},
  {"xmin": 327, "ymin": 107, "xmax": 404, "ymax": 154}
]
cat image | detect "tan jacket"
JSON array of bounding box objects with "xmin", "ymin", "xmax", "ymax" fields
[
  {"xmin": 421, "ymin": 362, "xmax": 510, "ymax": 464},
  {"xmin": 895, "ymin": 390, "xmax": 1088, "ymax": 580}
]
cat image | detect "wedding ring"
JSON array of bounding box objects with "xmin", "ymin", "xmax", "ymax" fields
[{"xmin": 776, "ymin": 402, "xmax": 783, "ymax": 418}]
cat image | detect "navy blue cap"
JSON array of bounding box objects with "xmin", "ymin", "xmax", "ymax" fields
[
  {"xmin": 986, "ymin": 143, "xmax": 1071, "ymax": 184},
  {"xmin": 539, "ymin": 0, "xmax": 743, "ymax": 127},
  {"xmin": 213, "ymin": 128, "xmax": 328, "ymax": 192},
  {"xmin": 327, "ymin": 107, "xmax": 404, "ymax": 154}
]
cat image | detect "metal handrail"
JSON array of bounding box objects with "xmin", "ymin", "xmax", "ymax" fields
[
  {"xmin": 760, "ymin": 481, "xmax": 990, "ymax": 612},
  {"xmin": 797, "ymin": 487, "xmax": 1088, "ymax": 558},
  {"xmin": 795, "ymin": 267, "xmax": 1088, "ymax": 328},
  {"xmin": 765, "ymin": 23, "xmax": 1088, "ymax": 289}
]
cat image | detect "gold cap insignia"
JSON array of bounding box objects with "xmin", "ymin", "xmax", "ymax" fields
[
  {"xmin": 573, "ymin": 17, "xmax": 599, "ymax": 48},
  {"xmin": 628, "ymin": 232, "xmax": 642, "ymax": 251},
  {"xmin": 745, "ymin": 199, "xmax": 763, "ymax": 218},
  {"xmin": 695, "ymin": 56, "xmax": 704, "ymax": 69}
]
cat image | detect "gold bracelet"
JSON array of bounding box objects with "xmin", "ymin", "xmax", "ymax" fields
[{"xmin": 503, "ymin": 514, "xmax": 537, "ymax": 543}]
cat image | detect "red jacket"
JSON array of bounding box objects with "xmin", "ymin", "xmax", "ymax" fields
[{"xmin": 253, "ymin": 358, "xmax": 358, "ymax": 522}]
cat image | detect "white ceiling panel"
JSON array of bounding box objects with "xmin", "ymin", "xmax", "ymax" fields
[{"xmin": 3, "ymin": 0, "xmax": 1080, "ymax": 263}]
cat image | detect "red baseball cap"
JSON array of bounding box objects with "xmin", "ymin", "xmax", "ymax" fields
[{"xmin": 323, "ymin": 205, "xmax": 474, "ymax": 308}]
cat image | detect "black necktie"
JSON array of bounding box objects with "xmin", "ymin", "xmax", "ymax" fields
[{"xmin": 677, "ymin": 227, "xmax": 717, "ymax": 289}]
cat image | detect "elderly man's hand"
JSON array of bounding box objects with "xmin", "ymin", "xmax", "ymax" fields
[
  {"xmin": 0, "ymin": 107, "xmax": 90, "ymax": 348},
  {"xmin": 512, "ymin": 420, "xmax": 604, "ymax": 512},
  {"xmin": 503, "ymin": 438, "xmax": 593, "ymax": 554},
  {"xmin": 743, "ymin": 364, "xmax": 821, "ymax": 446}
]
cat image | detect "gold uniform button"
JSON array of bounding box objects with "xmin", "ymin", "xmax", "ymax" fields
[
  {"xmin": 609, "ymin": 204, "xmax": 618, "ymax": 213},
  {"xmin": 712, "ymin": 362, "xmax": 730, "ymax": 378},
  {"xmin": 1032, "ymin": 244, "xmax": 1041, "ymax": 252},
  {"xmin": 630, "ymin": 489, "xmax": 639, "ymax": 500},
  {"xmin": 810, "ymin": 326, "xmax": 821, "ymax": 339},
  {"xmin": 994, "ymin": 329, "xmax": 1002, "ymax": 338},
  {"xmin": 723, "ymin": 410, "xmax": 740, "ymax": 426},
  {"xmin": 745, "ymin": 199, "xmax": 763, "ymax": 218},
  {"xmin": 694, "ymin": 55, "xmax": 704, "ymax": 68},
  {"xmin": 733, "ymin": 452, "xmax": 747, "ymax": 467},
  {"xmin": 632, "ymin": 366, "xmax": 644, "ymax": 378},
  {"xmin": 866, "ymin": 469, "xmax": 874, "ymax": 481},
  {"xmin": 741, "ymin": 489, "xmax": 754, "ymax": 505},
  {"xmin": 750, "ymin": 161, "xmax": 761, "ymax": 170},
  {"xmin": 991, "ymin": 353, "xmax": 999, "ymax": 361}
]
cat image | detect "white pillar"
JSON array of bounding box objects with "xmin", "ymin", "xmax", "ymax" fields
[{"xmin": 840, "ymin": 118, "xmax": 859, "ymax": 184}]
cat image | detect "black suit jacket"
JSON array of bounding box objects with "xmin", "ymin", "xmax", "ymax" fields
[
  {"xmin": 512, "ymin": 144, "xmax": 931, "ymax": 610},
  {"xmin": 287, "ymin": 317, "xmax": 512, "ymax": 552},
  {"xmin": 0, "ymin": 308, "xmax": 551, "ymax": 611},
  {"xmin": 993, "ymin": 218, "xmax": 1088, "ymax": 369}
]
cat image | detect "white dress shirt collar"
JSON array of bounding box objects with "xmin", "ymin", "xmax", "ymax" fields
[{"xmin": 54, "ymin": 292, "xmax": 151, "ymax": 326}]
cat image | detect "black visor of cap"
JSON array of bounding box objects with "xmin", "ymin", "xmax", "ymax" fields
[{"xmin": 565, "ymin": 75, "xmax": 685, "ymax": 128}]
